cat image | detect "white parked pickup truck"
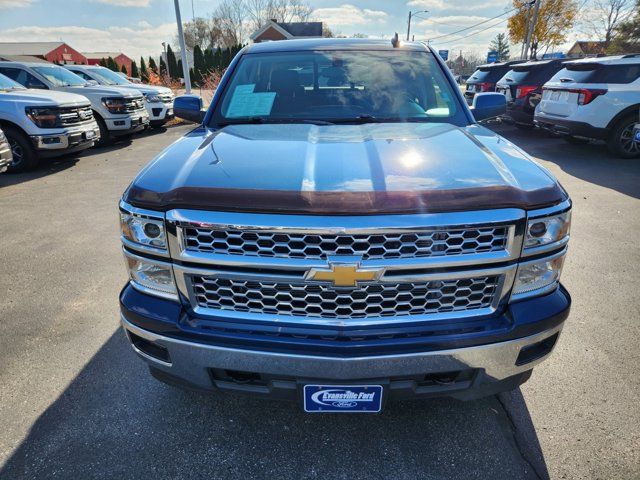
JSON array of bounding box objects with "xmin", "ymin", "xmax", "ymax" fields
[
  {"xmin": 0, "ymin": 61, "xmax": 149, "ymax": 145},
  {"xmin": 65, "ymin": 65, "xmax": 174, "ymax": 128},
  {"xmin": 0, "ymin": 72, "xmax": 99, "ymax": 172}
]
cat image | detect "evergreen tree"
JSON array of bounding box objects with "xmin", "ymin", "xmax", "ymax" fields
[
  {"xmin": 204, "ymin": 48, "xmax": 214, "ymax": 72},
  {"xmin": 489, "ymin": 33, "xmax": 510, "ymax": 61},
  {"xmin": 221, "ymin": 47, "xmax": 231, "ymax": 69},
  {"xmin": 159, "ymin": 57, "xmax": 167, "ymax": 76},
  {"xmin": 120, "ymin": 64, "xmax": 128, "ymax": 75},
  {"xmin": 130, "ymin": 60, "xmax": 139, "ymax": 78},
  {"xmin": 189, "ymin": 67, "xmax": 196, "ymax": 86},
  {"xmin": 213, "ymin": 46, "xmax": 222, "ymax": 71},
  {"xmin": 148, "ymin": 56, "xmax": 157, "ymax": 73},
  {"xmin": 177, "ymin": 59, "xmax": 183, "ymax": 79},
  {"xmin": 166, "ymin": 45, "xmax": 179, "ymax": 79},
  {"xmin": 140, "ymin": 56, "xmax": 148, "ymax": 82},
  {"xmin": 106, "ymin": 57, "xmax": 117, "ymax": 71},
  {"xmin": 98, "ymin": 58, "xmax": 107, "ymax": 67},
  {"xmin": 193, "ymin": 45, "xmax": 204, "ymax": 84}
]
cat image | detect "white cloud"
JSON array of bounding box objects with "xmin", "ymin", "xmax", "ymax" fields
[
  {"xmin": 0, "ymin": 23, "xmax": 176, "ymax": 60},
  {"xmin": 313, "ymin": 4, "xmax": 388, "ymax": 27},
  {"xmin": 93, "ymin": 0, "xmax": 150, "ymax": 6},
  {"xmin": 0, "ymin": 0, "xmax": 35, "ymax": 7},
  {"xmin": 407, "ymin": 0, "xmax": 510, "ymax": 12}
]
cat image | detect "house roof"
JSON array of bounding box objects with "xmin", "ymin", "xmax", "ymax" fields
[
  {"xmin": 569, "ymin": 41, "xmax": 607, "ymax": 54},
  {"xmin": 0, "ymin": 42, "xmax": 64, "ymax": 56},
  {"xmin": 83, "ymin": 52, "xmax": 130, "ymax": 60},
  {"xmin": 0, "ymin": 54, "xmax": 51, "ymax": 63},
  {"xmin": 250, "ymin": 20, "xmax": 323, "ymax": 41},
  {"xmin": 279, "ymin": 22, "xmax": 323, "ymax": 37}
]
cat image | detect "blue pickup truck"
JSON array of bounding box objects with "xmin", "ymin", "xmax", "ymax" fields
[{"xmin": 119, "ymin": 39, "xmax": 571, "ymax": 412}]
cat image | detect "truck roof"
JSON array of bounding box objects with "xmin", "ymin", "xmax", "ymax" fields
[{"xmin": 245, "ymin": 38, "xmax": 432, "ymax": 54}]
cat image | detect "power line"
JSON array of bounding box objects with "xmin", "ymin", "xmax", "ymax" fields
[
  {"xmin": 432, "ymin": 17, "xmax": 510, "ymax": 46},
  {"xmin": 427, "ymin": 6, "xmax": 518, "ymax": 42}
]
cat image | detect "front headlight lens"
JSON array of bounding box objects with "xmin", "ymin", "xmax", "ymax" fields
[
  {"xmin": 124, "ymin": 253, "xmax": 177, "ymax": 299},
  {"xmin": 512, "ymin": 253, "xmax": 566, "ymax": 298},
  {"xmin": 524, "ymin": 210, "xmax": 571, "ymax": 249},
  {"xmin": 26, "ymin": 107, "xmax": 61, "ymax": 128},
  {"xmin": 145, "ymin": 94, "xmax": 161, "ymax": 103},
  {"xmin": 102, "ymin": 97, "xmax": 128, "ymax": 113},
  {"xmin": 120, "ymin": 210, "xmax": 166, "ymax": 249}
]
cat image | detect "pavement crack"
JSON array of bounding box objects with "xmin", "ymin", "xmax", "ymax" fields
[{"xmin": 496, "ymin": 394, "xmax": 546, "ymax": 480}]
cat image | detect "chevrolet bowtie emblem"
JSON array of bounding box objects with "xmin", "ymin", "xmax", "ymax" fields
[{"xmin": 305, "ymin": 260, "xmax": 383, "ymax": 287}]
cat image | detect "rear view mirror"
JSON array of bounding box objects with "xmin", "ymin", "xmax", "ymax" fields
[
  {"xmin": 174, "ymin": 95, "xmax": 205, "ymax": 124},
  {"xmin": 471, "ymin": 93, "xmax": 506, "ymax": 122}
]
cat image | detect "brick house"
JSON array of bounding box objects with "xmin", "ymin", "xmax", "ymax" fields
[
  {"xmin": 250, "ymin": 20, "xmax": 323, "ymax": 43},
  {"xmin": 83, "ymin": 52, "xmax": 133, "ymax": 74},
  {"xmin": 0, "ymin": 42, "xmax": 87, "ymax": 64}
]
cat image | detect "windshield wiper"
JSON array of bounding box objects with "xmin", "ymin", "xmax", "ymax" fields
[{"xmin": 217, "ymin": 117, "xmax": 334, "ymax": 127}]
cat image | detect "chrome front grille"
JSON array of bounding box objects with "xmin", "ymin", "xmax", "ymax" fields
[
  {"xmin": 191, "ymin": 275, "xmax": 501, "ymax": 319},
  {"xmin": 165, "ymin": 209, "xmax": 523, "ymax": 325},
  {"xmin": 124, "ymin": 98, "xmax": 145, "ymax": 113},
  {"xmin": 182, "ymin": 226, "xmax": 510, "ymax": 260},
  {"xmin": 59, "ymin": 106, "xmax": 93, "ymax": 126}
]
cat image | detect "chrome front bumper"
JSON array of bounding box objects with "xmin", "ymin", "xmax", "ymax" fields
[
  {"xmin": 122, "ymin": 314, "xmax": 563, "ymax": 392},
  {"xmin": 30, "ymin": 121, "xmax": 100, "ymax": 150}
]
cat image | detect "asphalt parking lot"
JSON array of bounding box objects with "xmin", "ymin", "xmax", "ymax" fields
[{"xmin": 0, "ymin": 124, "xmax": 638, "ymax": 480}]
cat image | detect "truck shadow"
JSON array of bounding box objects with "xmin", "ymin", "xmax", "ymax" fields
[
  {"xmin": 488, "ymin": 123, "xmax": 640, "ymax": 200},
  {"xmin": 0, "ymin": 331, "xmax": 549, "ymax": 479}
]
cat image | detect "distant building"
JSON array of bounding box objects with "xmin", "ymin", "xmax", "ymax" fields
[
  {"xmin": 567, "ymin": 41, "xmax": 607, "ymax": 58},
  {"xmin": 83, "ymin": 52, "xmax": 133, "ymax": 74},
  {"xmin": 250, "ymin": 20, "xmax": 323, "ymax": 43},
  {"xmin": 0, "ymin": 42, "xmax": 87, "ymax": 64}
]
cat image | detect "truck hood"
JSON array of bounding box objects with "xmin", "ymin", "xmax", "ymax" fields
[
  {"xmin": 112, "ymin": 84, "xmax": 172, "ymax": 95},
  {"xmin": 62, "ymin": 85, "xmax": 142, "ymax": 99},
  {"xmin": 125, "ymin": 122, "xmax": 567, "ymax": 214},
  {"xmin": 0, "ymin": 88, "xmax": 90, "ymax": 107}
]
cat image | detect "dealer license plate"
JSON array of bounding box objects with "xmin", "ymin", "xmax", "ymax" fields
[
  {"xmin": 303, "ymin": 385, "xmax": 383, "ymax": 413},
  {"xmin": 85, "ymin": 130, "xmax": 96, "ymax": 140}
]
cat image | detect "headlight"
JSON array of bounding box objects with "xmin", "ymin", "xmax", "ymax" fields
[
  {"xmin": 124, "ymin": 251, "xmax": 177, "ymax": 300},
  {"xmin": 26, "ymin": 107, "xmax": 61, "ymax": 128},
  {"xmin": 120, "ymin": 204, "xmax": 166, "ymax": 251},
  {"xmin": 524, "ymin": 210, "xmax": 571, "ymax": 250},
  {"xmin": 145, "ymin": 94, "xmax": 161, "ymax": 103},
  {"xmin": 512, "ymin": 251, "xmax": 566, "ymax": 300},
  {"xmin": 102, "ymin": 97, "xmax": 128, "ymax": 114}
]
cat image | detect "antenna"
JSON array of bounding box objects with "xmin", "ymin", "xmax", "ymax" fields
[{"xmin": 391, "ymin": 33, "xmax": 400, "ymax": 48}]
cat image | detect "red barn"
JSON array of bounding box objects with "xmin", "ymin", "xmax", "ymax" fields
[
  {"xmin": 83, "ymin": 52, "xmax": 133, "ymax": 74},
  {"xmin": 0, "ymin": 42, "xmax": 87, "ymax": 64}
]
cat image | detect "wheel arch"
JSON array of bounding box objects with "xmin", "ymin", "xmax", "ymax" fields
[
  {"xmin": 0, "ymin": 118, "xmax": 29, "ymax": 138},
  {"xmin": 605, "ymin": 104, "xmax": 640, "ymax": 130}
]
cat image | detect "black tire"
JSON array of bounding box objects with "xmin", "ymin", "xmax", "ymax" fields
[
  {"xmin": 3, "ymin": 126, "xmax": 38, "ymax": 172},
  {"xmin": 607, "ymin": 114, "xmax": 640, "ymax": 158},
  {"xmin": 563, "ymin": 135, "xmax": 590, "ymax": 145},
  {"xmin": 94, "ymin": 115, "xmax": 111, "ymax": 146}
]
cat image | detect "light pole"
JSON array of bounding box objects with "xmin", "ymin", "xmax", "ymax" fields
[
  {"xmin": 173, "ymin": 0, "xmax": 192, "ymax": 94},
  {"xmin": 407, "ymin": 10, "xmax": 428, "ymax": 41}
]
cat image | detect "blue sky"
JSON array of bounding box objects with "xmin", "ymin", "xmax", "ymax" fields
[{"xmin": 0, "ymin": 0, "xmax": 579, "ymax": 60}]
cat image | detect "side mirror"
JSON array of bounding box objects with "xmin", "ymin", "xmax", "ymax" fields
[
  {"xmin": 86, "ymin": 80, "xmax": 99, "ymax": 86},
  {"xmin": 174, "ymin": 94, "xmax": 205, "ymax": 124},
  {"xmin": 471, "ymin": 92, "xmax": 506, "ymax": 122}
]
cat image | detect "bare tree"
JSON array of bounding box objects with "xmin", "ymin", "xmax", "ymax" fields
[
  {"xmin": 179, "ymin": 17, "xmax": 222, "ymax": 51},
  {"xmin": 213, "ymin": 0, "xmax": 247, "ymax": 47},
  {"xmin": 579, "ymin": 0, "xmax": 634, "ymax": 46},
  {"xmin": 245, "ymin": 0, "xmax": 312, "ymax": 31}
]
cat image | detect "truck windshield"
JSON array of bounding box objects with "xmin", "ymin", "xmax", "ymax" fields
[
  {"xmin": 89, "ymin": 67, "xmax": 130, "ymax": 86},
  {"xmin": 33, "ymin": 66, "xmax": 87, "ymax": 87},
  {"xmin": 0, "ymin": 73, "xmax": 25, "ymax": 91},
  {"xmin": 210, "ymin": 50, "xmax": 465, "ymax": 126}
]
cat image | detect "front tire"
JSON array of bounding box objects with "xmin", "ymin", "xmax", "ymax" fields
[
  {"xmin": 607, "ymin": 115, "xmax": 640, "ymax": 158},
  {"xmin": 3, "ymin": 126, "xmax": 38, "ymax": 173},
  {"xmin": 94, "ymin": 115, "xmax": 111, "ymax": 146}
]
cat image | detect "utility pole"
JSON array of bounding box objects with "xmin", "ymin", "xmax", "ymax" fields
[
  {"xmin": 524, "ymin": 0, "xmax": 541, "ymax": 60},
  {"xmin": 173, "ymin": 0, "xmax": 191, "ymax": 94},
  {"xmin": 520, "ymin": 2, "xmax": 532, "ymax": 59},
  {"xmin": 406, "ymin": 10, "xmax": 428, "ymax": 41}
]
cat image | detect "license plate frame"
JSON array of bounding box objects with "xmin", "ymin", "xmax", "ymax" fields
[
  {"xmin": 84, "ymin": 130, "xmax": 96, "ymax": 140},
  {"xmin": 303, "ymin": 385, "xmax": 383, "ymax": 413}
]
